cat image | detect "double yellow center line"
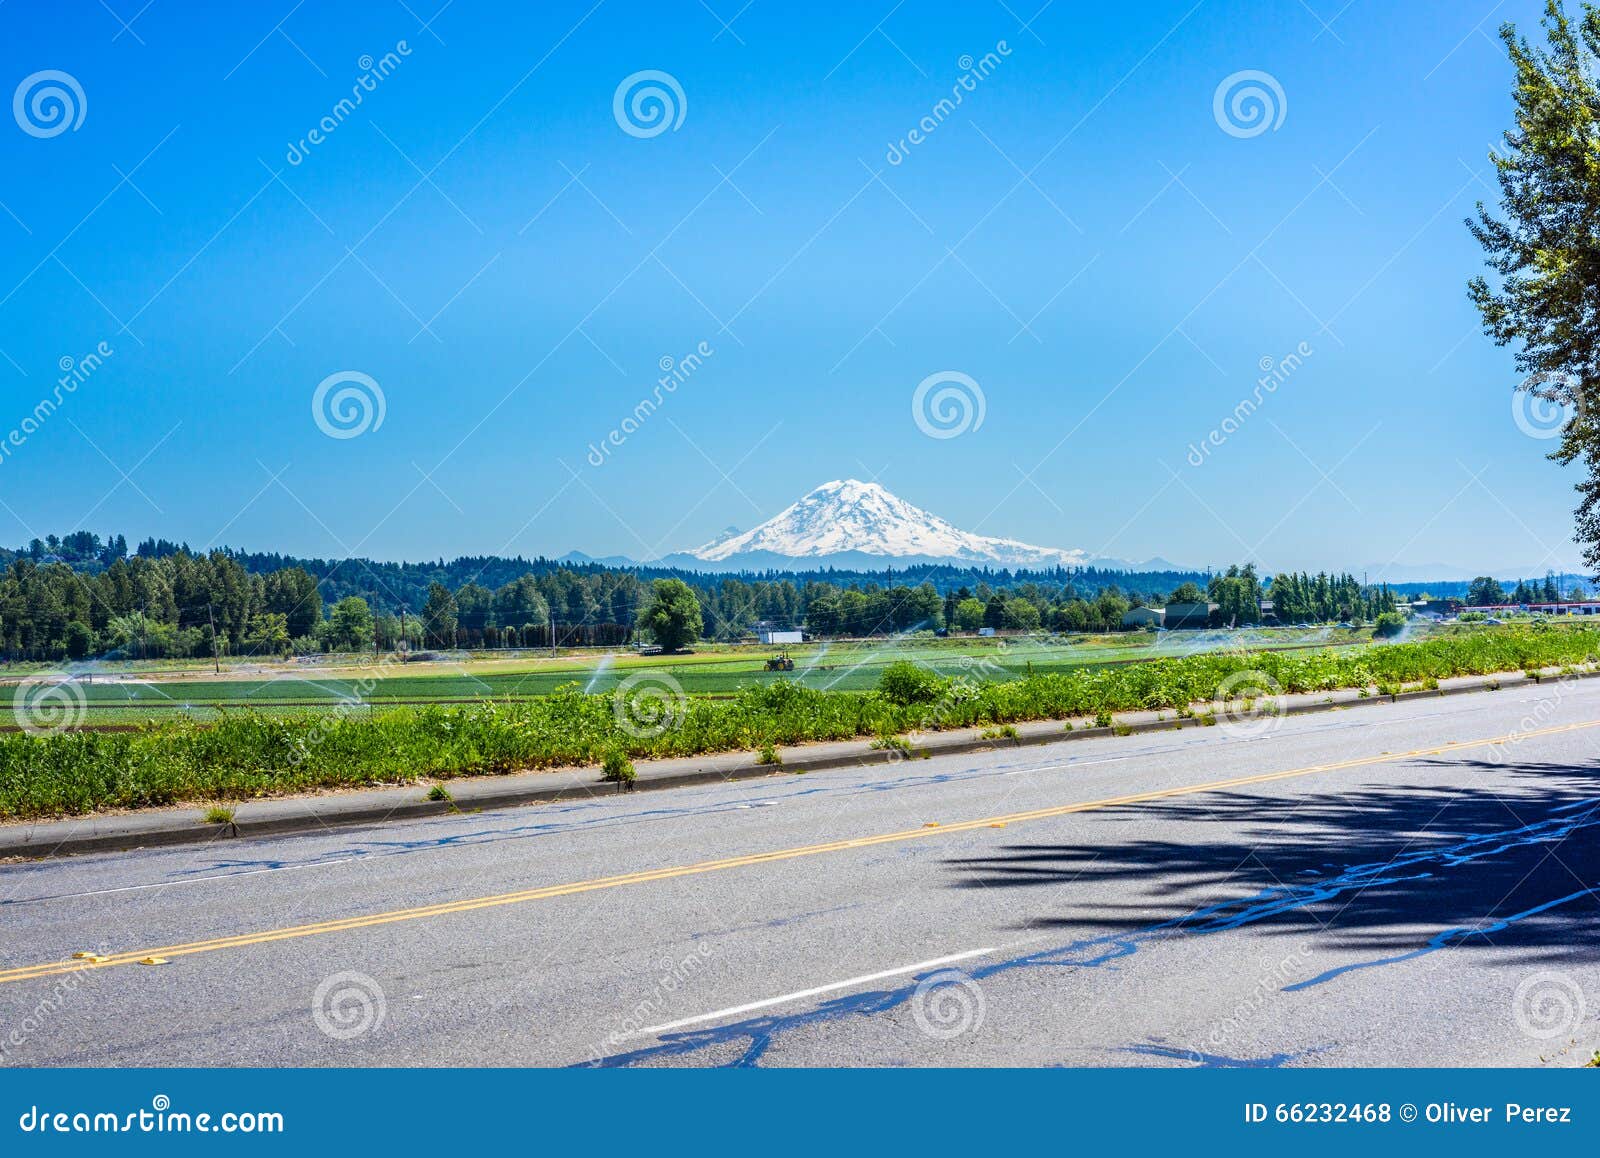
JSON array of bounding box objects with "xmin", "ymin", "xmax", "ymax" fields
[{"xmin": 2, "ymin": 716, "xmax": 1591, "ymax": 986}]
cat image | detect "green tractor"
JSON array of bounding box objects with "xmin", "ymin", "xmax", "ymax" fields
[{"xmin": 763, "ymin": 650, "xmax": 795, "ymax": 672}]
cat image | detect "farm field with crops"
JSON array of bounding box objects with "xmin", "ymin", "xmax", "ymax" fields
[
  {"xmin": 0, "ymin": 623, "xmax": 1406, "ymax": 728},
  {"xmin": 2, "ymin": 621, "xmax": 1593, "ymax": 821}
]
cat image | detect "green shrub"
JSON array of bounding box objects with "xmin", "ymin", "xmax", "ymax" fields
[
  {"xmin": 1373, "ymin": 612, "xmax": 1406, "ymax": 638},
  {"xmin": 877, "ymin": 661, "xmax": 947, "ymax": 707},
  {"xmin": 600, "ymin": 749, "xmax": 635, "ymax": 784}
]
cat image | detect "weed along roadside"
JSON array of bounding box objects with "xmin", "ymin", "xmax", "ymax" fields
[{"xmin": 2, "ymin": 626, "xmax": 1597, "ymax": 839}]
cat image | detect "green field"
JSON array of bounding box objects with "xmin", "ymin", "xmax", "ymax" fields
[
  {"xmin": 2, "ymin": 621, "xmax": 1593, "ymax": 821},
  {"xmin": 0, "ymin": 625, "xmax": 1400, "ymax": 727}
]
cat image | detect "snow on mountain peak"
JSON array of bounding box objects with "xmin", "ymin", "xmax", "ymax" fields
[{"xmin": 686, "ymin": 479, "xmax": 1087, "ymax": 566}]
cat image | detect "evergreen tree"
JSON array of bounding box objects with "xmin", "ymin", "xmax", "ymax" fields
[
  {"xmin": 1470, "ymin": 1, "xmax": 1600, "ymax": 566},
  {"xmin": 420, "ymin": 582, "xmax": 458, "ymax": 648}
]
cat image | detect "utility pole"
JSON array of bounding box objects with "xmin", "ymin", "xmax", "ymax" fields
[
  {"xmin": 550, "ymin": 611, "xmax": 557, "ymax": 657},
  {"xmin": 206, "ymin": 603, "xmax": 221, "ymax": 674}
]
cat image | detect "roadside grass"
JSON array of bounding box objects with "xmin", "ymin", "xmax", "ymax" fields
[
  {"xmin": 978, "ymin": 724, "xmax": 1020, "ymax": 742},
  {"xmin": 3, "ymin": 626, "xmax": 1596, "ymax": 821}
]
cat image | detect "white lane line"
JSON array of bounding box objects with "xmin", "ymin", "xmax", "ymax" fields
[
  {"xmin": 6, "ymin": 858, "xmax": 357, "ymax": 905},
  {"xmin": 640, "ymin": 945, "xmax": 1008, "ymax": 1036},
  {"xmin": 1001, "ymin": 753, "xmax": 1137, "ymax": 776}
]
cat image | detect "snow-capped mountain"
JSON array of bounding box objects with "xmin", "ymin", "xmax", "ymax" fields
[{"xmin": 676, "ymin": 479, "xmax": 1090, "ymax": 569}]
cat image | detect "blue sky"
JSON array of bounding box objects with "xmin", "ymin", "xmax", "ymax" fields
[{"xmin": 0, "ymin": 0, "xmax": 1580, "ymax": 575}]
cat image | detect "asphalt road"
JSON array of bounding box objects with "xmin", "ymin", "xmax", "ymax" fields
[{"xmin": 3, "ymin": 681, "xmax": 1599, "ymax": 1068}]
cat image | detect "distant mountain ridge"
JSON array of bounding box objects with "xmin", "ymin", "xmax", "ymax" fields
[
  {"xmin": 1355, "ymin": 561, "xmax": 1589, "ymax": 584},
  {"xmin": 648, "ymin": 479, "xmax": 1168, "ymax": 572}
]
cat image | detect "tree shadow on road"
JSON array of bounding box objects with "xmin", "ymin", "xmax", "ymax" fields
[{"xmin": 948, "ymin": 757, "xmax": 1600, "ymax": 969}]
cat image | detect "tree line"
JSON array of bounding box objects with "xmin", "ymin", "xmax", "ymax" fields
[
  {"xmin": 0, "ymin": 531, "xmax": 1409, "ymax": 661},
  {"xmin": 1464, "ymin": 573, "xmax": 1589, "ymax": 606},
  {"xmin": 1244, "ymin": 568, "xmax": 1399, "ymax": 624}
]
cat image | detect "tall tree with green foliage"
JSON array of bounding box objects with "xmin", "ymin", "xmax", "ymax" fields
[
  {"xmin": 243, "ymin": 612, "xmax": 290, "ymax": 658},
  {"xmin": 63, "ymin": 621, "xmax": 93, "ymax": 660},
  {"xmin": 1469, "ymin": 1, "xmax": 1600, "ymax": 565},
  {"xmin": 325, "ymin": 596, "xmax": 375, "ymax": 651},
  {"xmin": 491, "ymin": 574, "xmax": 550, "ymax": 633},
  {"xmin": 1168, "ymin": 581, "xmax": 1206, "ymax": 604},
  {"xmin": 1094, "ymin": 587, "xmax": 1130, "ymax": 630},
  {"xmin": 263, "ymin": 567, "xmax": 322, "ymax": 639},
  {"xmin": 420, "ymin": 582, "xmax": 458, "ymax": 648},
  {"xmin": 1468, "ymin": 576, "xmax": 1509, "ymax": 606},
  {"xmin": 639, "ymin": 578, "xmax": 703, "ymax": 653},
  {"xmin": 952, "ymin": 597, "xmax": 986, "ymax": 632}
]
